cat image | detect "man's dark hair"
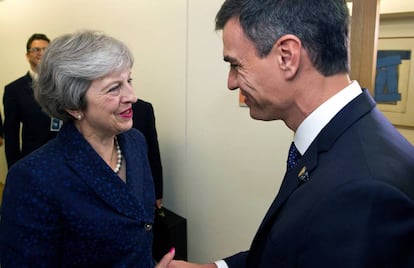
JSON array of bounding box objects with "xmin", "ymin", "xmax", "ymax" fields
[
  {"xmin": 26, "ymin": 33, "xmax": 50, "ymax": 51},
  {"xmin": 215, "ymin": 0, "xmax": 350, "ymax": 76}
]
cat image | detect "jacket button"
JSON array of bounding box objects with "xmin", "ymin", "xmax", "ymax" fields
[{"xmin": 144, "ymin": 223, "xmax": 153, "ymax": 231}]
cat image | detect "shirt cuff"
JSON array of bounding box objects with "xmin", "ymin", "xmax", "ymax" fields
[{"xmin": 214, "ymin": 260, "xmax": 229, "ymax": 268}]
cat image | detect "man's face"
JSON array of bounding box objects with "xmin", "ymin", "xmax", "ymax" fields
[
  {"xmin": 222, "ymin": 18, "xmax": 294, "ymax": 121},
  {"xmin": 26, "ymin": 39, "xmax": 49, "ymax": 71}
]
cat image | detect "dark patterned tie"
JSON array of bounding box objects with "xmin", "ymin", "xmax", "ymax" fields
[{"xmin": 287, "ymin": 142, "xmax": 301, "ymax": 170}]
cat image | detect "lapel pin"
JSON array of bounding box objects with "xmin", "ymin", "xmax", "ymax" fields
[{"xmin": 298, "ymin": 166, "xmax": 310, "ymax": 182}]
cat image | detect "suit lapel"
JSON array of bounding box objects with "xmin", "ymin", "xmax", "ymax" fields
[
  {"xmin": 247, "ymin": 89, "xmax": 376, "ymax": 266},
  {"xmin": 22, "ymin": 72, "xmax": 33, "ymax": 95},
  {"xmin": 59, "ymin": 123, "xmax": 152, "ymax": 223},
  {"xmin": 247, "ymin": 162, "xmax": 311, "ymax": 266},
  {"xmin": 316, "ymin": 89, "xmax": 376, "ymax": 152}
]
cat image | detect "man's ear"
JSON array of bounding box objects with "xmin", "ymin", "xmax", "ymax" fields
[{"xmin": 274, "ymin": 34, "xmax": 302, "ymax": 80}]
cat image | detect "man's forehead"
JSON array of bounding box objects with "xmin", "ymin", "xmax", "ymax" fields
[
  {"xmin": 222, "ymin": 17, "xmax": 243, "ymax": 39},
  {"xmin": 222, "ymin": 18, "xmax": 256, "ymax": 63},
  {"xmin": 30, "ymin": 39, "xmax": 49, "ymax": 46}
]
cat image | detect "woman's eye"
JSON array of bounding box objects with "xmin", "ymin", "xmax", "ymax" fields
[{"xmin": 107, "ymin": 84, "xmax": 121, "ymax": 94}]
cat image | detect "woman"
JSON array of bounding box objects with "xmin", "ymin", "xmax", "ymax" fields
[{"xmin": 0, "ymin": 31, "xmax": 159, "ymax": 267}]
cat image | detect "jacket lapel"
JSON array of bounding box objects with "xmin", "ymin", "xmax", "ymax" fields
[
  {"xmin": 247, "ymin": 89, "xmax": 376, "ymax": 265},
  {"xmin": 23, "ymin": 72, "xmax": 33, "ymax": 95},
  {"xmin": 247, "ymin": 161, "xmax": 311, "ymax": 266},
  {"xmin": 59, "ymin": 123, "xmax": 152, "ymax": 223}
]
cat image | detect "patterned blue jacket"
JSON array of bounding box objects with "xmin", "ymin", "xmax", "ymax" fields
[{"xmin": 0, "ymin": 122, "xmax": 155, "ymax": 267}]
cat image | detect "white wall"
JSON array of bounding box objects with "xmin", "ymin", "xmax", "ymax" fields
[{"xmin": 0, "ymin": 0, "xmax": 413, "ymax": 263}]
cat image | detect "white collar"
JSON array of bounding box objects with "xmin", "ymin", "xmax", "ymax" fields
[
  {"xmin": 294, "ymin": 81, "xmax": 362, "ymax": 154},
  {"xmin": 28, "ymin": 69, "xmax": 38, "ymax": 81}
]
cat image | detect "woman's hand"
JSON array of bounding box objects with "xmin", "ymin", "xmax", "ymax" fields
[
  {"xmin": 155, "ymin": 247, "xmax": 175, "ymax": 268},
  {"xmin": 156, "ymin": 199, "xmax": 163, "ymax": 209}
]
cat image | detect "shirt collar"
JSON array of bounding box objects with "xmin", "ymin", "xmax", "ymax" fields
[
  {"xmin": 28, "ymin": 69, "xmax": 38, "ymax": 81},
  {"xmin": 294, "ymin": 80, "xmax": 362, "ymax": 155}
]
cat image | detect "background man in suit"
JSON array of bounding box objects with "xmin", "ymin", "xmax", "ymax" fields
[
  {"xmin": 3, "ymin": 33, "xmax": 59, "ymax": 168},
  {"xmin": 132, "ymin": 99, "xmax": 163, "ymax": 208},
  {"xmin": 161, "ymin": 0, "xmax": 414, "ymax": 267}
]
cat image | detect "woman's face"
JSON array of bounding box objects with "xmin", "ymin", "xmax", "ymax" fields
[{"xmin": 78, "ymin": 68, "xmax": 137, "ymax": 139}]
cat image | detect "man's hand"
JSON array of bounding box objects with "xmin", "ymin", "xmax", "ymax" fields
[{"xmin": 167, "ymin": 261, "xmax": 217, "ymax": 268}]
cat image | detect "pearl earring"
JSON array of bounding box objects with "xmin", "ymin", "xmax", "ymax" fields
[{"xmin": 76, "ymin": 114, "xmax": 82, "ymax": 120}]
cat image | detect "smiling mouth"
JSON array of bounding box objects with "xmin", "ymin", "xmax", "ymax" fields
[
  {"xmin": 120, "ymin": 108, "xmax": 133, "ymax": 118},
  {"xmin": 240, "ymin": 91, "xmax": 250, "ymax": 106}
]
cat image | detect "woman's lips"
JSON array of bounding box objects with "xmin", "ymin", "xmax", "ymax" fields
[{"xmin": 120, "ymin": 108, "xmax": 133, "ymax": 119}]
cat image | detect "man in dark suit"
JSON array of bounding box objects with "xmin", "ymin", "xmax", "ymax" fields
[
  {"xmin": 132, "ymin": 99, "xmax": 163, "ymax": 208},
  {"xmin": 3, "ymin": 33, "xmax": 59, "ymax": 168},
  {"xmin": 161, "ymin": 0, "xmax": 414, "ymax": 267}
]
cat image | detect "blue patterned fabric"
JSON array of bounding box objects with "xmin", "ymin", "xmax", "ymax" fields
[
  {"xmin": 287, "ymin": 142, "xmax": 301, "ymax": 170},
  {"xmin": 0, "ymin": 122, "xmax": 156, "ymax": 267}
]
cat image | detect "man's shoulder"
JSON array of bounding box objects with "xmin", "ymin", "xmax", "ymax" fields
[
  {"xmin": 133, "ymin": 99, "xmax": 153, "ymax": 109},
  {"xmin": 5, "ymin": 73, "xmax": 31, "ymax": 90},
  {"xmin": 132, "ymin": 99, "xmax": 154, "ymax": 118}
]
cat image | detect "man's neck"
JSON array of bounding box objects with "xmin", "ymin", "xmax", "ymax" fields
[
  {"xmin": 286, "ymin": 73, "xmax": 351, "ymax": 131},
  {"xmin": 28, "ymin": 69, "xmax": 38, "ymax": 80}
]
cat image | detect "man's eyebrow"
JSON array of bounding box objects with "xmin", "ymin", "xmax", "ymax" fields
[{"xmin": 223, "ymin": 55, "xmax": 237, "ymax": 63}]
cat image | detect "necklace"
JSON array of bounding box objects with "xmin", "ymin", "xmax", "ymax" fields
[{"xmin": 114, "ymin": 137, "xmax": 122, "ymax": 174}]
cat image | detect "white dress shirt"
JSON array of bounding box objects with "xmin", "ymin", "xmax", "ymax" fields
[
  {"xmin": 28, "ymin": 69, "xmax": 38, "ymax": 81},
  {"xmin": 294, "ymin": 81, "xmax": 362, "ymax": 154}
]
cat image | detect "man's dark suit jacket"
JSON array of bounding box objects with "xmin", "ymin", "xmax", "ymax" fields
[
  {"xmin": 225, "ymin": 90, "xmax": 414, "ymax": 267},
  {"xmin": 132, "ymin": 99, "xmax": 163, "ymax": 200},
  {"xmin": 3, "ymin": 72, "xmax": 57, "ymax": 168}
]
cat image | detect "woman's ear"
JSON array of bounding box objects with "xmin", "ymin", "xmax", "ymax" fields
[
  {"xmin": 65, "ymin": 109, "xmax": 83, "ymax": 121},
  {"xmin": 274, "ymin": 34, "xmax": 302, "ymax": 80}
]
